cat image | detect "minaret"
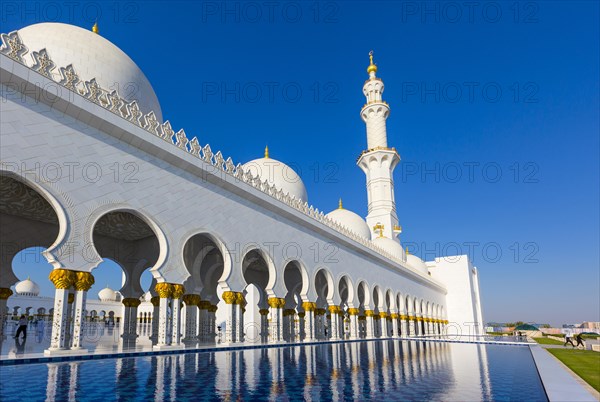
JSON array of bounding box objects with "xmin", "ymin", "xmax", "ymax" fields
[{"xmin": 357, "ymin": 52, "xmax": 402, "ymax": 240}]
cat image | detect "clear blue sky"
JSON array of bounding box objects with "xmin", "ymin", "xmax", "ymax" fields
[{"xmin": 4, "ymin": 1, "xmax": 599, "ymax": 326}]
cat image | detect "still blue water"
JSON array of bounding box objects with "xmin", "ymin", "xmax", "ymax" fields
[{"xmin": 0, "ymin": 340, "xmax": 547, "ymax": 401}]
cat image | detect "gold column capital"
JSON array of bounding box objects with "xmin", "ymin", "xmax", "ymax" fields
[
  {"xmin": 391, "ymin": 313, "xmax": 399, "ymax": 319},
  {"xmin": 235, "ymin": 292, "xmax": 246, "ymax": 305},
  {"xmin": 49, "ymin": 269, "xmax": 76, "ymax": 289},
  {"xmin": 379, "ymin": 312, "xmax": 388, "ymax": 318},
  {"xmin": 301, "ymin": 301, "xmax": 316, "ymax": 312},
  {"xmin": 150, "ymin": 296, "xmax": 160, "ymax": 306},
  {"xmin": 182, "ymin": 294, "xmax": 200, "ymax": 306},
  {"xmin": 328, "ymin": 305, "xmax": 342, "ymax": 315},
  {"xmin": 222, "ymin": 291, "xmax": 237, "ymax": 304},
  {"xmin": 0, "ymin": 288, "xmax": 13, "ymax": 300},
  {"xmin": 208, "ymin": 304, "xmax": 218, "ymax": 313},
  {"xmin": 267, "ymin": 297, "xmax": 285, "ymax": 309},
  {"xmin": 259, "ymin": 308, "xmax": 270, "ymax": 316},
  {"xmin": 122, "ymin": 297, "xmax": 141, "ymax": 308},
  {"xmin": 347, "ymin": 308, "xmax": 360, "ymax": 315},
  {"xmin": 198, "ymin": 300, "xmax": 211, "ymax": 309},
  {"xmin": 315, "ymin": 308, "xmax": 326, "ymax": 316},
  {"xmin": 364, "ymin": 310, "xmax": 375, "ymax": 317},
  {"xmin": 171, "ymin": 284, "xmax": 185, "ymax": 299},
  {"xmin": 155, "ymin": 282, "xmax": 173, "ymax": 298},
  {"xmin": 298, "ymin": 312, "xmax": 306, "ymax": 318},
  {"xmin": 73, "ymin": 271, "xmax": 95, "ymax": 291},
  {"xmin": 68, "ymin": 293, "xmax": 75, "ymax": 304}
]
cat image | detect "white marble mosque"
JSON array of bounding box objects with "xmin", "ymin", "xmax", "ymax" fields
[{"xmin": 0, "ymin": 22, "xmax": 484, "ymax": 356}]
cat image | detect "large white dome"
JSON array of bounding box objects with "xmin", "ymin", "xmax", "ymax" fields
[
  {"xmin": 17, "ymin": 22, "xmax": 162, "ymax": 120},
  {"xmin": 406, "ymin": 254, "xmax": 429, "ymax": 275},
  {"xmin": 243, "ymin": 150, "xmax": 307, "ymax": 202},
  {"xmin": 15, "ymin": 277, "xmax": 40, "ymax": 296},
  {"xmin": 373, "ymin": 236, "xmax": 406, "ymax": 261},
  {"xmin": 326, "ymin": 202, "xmax": 371, "ymax": 239},
  {"xmin": 98, "ymin": 286, "xmax": 118, "ymax": 302}
]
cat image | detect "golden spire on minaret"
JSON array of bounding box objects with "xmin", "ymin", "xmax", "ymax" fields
[
  {"xmin": 367, "ymin": 50, "xmax": 377, "ymax": 74},
  {"xmin": 338, "ymin": 198, "xmax": 343, "ymax": 209},
  {"xmin": 264, "ymin": 145, "xmax": 269, "ymax": 159},
  {"xmin": 92, "ymin": 21, "xmax": 99, "ymax": 34}
]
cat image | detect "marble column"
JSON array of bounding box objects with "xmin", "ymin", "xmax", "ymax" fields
[
  {"xmin": 391, "ymin": 313, "xmax": 400, "ymax": 337},
  {"xmin": 208, "ymin": 304, "xmax": 218, "ymax": 342},
  {"xmin": 71, "ymin": 271, "xmax": 94, "ymax": 350},
  {"xmin": 408, "ymin": 315, "xmax": 416, "ymax": 336},
  {"xmin": 222, "ymin": 291, "xmax": 238, "ymax": 344},
  {"xmin": 150, "ymin": 297, "xmax": 160, "ymax": 344},
  {"xmin": 283, "ymin": 309, "xmax": 295, "ymax": 342},
  {"xmin": 348, "ymin": 308, "xmax": 360, "ymax": 340},
  {"xmin": 380, "ymin": 312, "xmax": 389, "ymax": 338},
  {"xmin": 259, "ymin": 308, "xmax": 269, "ymax": 343},
  {"xmin": 400, "ymin": 314, "xmax": 409, "ymax": 337},
  {"xmin": 315, "ymin": 308, "xmax": 326, "ymax": 340},
  {"xmin": 268, "ymin": 297, "xmax": 285, "ymax": 343},
  {"xmin": 154, "ymin": 283, "xmax": 173, "ymax": 348},
  {"xmin": 297, "ymin": 312, "xmax": 305, "ymax": 341},
  {"xmin": 45, "ymin": 269, "xmax": 76, "ymax": 355},
  {"xmin": 364, "ymin": 310, "xmax": 375, "ymax": 339},
  {"xmin": 170, "ymin": 284, "xmax": 184, "ymax": 346},
  {"xmin": 301, "ymin": 302, "xmax": 316, "ymax": 342},
  {"xmin": 0, "ymin": 288, "xmax": 13, "ymax": 340},
  {"xmin": 121, "ymin": 298, "xmax": 141, "ymax": 342},
  {"xmin": 236, "ymin": 293, "xmax": 245, "ymax": 343},
  {"xmin": 197, "ymin": 301, "xmax": 209, "ymax": 342},
  {"xmin": 182, "ymin": 294, "xmax": 200, "ymax": 342},
  {"xmin": 328, "ymin": 306, "xmax": 341, "ymax": 341}
]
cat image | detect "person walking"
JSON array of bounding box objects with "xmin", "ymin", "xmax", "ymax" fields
[
  {"xmin": 14, "ymin": 315, "xmax": 28, "ymax": 339},
  {"xmin": 564, "ymin": 328, "xmax": 575, "ymax": 347},
  {"xmin": 575, "ymin": 333, "xmax": 585, "ymax": 349}
]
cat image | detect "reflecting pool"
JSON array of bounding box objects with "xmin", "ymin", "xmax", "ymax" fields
[{"xmin": 0, "ymin": 340, "xmax": 547, "ymax": 401}]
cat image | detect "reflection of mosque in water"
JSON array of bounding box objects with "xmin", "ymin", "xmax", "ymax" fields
[{"xmin": 37, "ymin": 341, "xmax": 492, "ymax": 400}]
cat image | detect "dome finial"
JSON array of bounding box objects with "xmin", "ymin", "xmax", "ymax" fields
[
  {"xmin": 264, "ymin": 145, "xmax": 270, "ymax": 159},
  {"xmin": 367, "ymin": 50, "xmax": 378, "ymax": 75},
  {"xmin": 338, "ymin": 198, "xmax": 343, "ymax": 209},
  {"xmin": 405, "ymin": 246, "xmax": 410, "ymax": 256},
  {"xmin": 92, "ymin": 21, "xmax": 99, "ymax": 34}
]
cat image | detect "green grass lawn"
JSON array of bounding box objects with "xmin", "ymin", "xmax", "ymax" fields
[
  {"xmin": 547, "ymin": 349, "xmax": 600, "ymax": 392},
  {"xmin": 533, "ymin": 337, "xmax": 564, "ymax": 345}
]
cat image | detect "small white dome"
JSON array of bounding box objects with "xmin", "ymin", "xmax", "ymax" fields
[
  {"xmin": 98, "ymin": 286, "xmax": 118, "ymax": 302},
  {"xmin": 243, "ymin": 150, "xmax": 307, "ymax": 202},
  {"xmin": 406, "ymin": 254, "xmax": 429, "ymax": 275},
  {"xmin": 326, "ymin": 204, "xmax": 371, "ymax": 239},
  {"xmin": 15, "ymin": 277, "xmax": 40, "ymax": 296},
  {"xmin": 17, "ymin": 22, "xmax": 162, "ymax": 120},
  {"xmin": 373, "ymin": 236, "xmax": 406, "ymax": 261}
]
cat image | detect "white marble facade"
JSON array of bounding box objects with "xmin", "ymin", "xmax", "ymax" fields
[{"xmin": 0, "ymin": 23, "xmax": 483, "ymax": 355}]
